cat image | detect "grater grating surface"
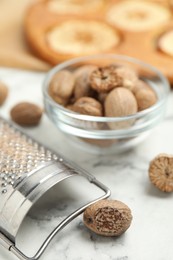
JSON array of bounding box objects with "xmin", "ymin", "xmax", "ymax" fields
[{"xmin": 0, "ymin": 117, "xmax": 58, "ymax": 195}]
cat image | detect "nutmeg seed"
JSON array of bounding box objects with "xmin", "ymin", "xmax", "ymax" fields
[
  {"xmin": 72, "ymin": 97, "xmax": 103, "ymax": 116},
  {"xmin": 74, "ymin": 66, "xmax": 96, "ymax": 100},
  {"xmin": 90, "ymin": 65, "xmax": 122, "ymax": 93},
  {"xmin": 104, "ymin": 87, "xmax": 138, "ymax": 129},
  {"xmin": 10, "ymin": 102, "xmax": 43, "ymax": 126},
  {"xmin": 134, "ymin": 80, "xmax": 157, "ymax": 111},
  {"xmin": 74, "ymin": 65, "xmax": 97, "ymax": 79},
  {"xmin": 149, "ymin": 153, "xmax": 173, "ymax": 192},
  {"xmin": 115, "ymin": 66, "xmax": 138, "ymax": 92},
  {"xmin": 49, "ymin": 70, "xmax": 75, "ymax": 105},
  {"xmin": 83, "ymin": 199, "xmax": 132, "ymax": 236}
]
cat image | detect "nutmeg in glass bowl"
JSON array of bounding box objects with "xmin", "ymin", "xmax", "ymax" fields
[{"xmin": 43, "ymin": 54, "xmax": 170, "ymax": 154}]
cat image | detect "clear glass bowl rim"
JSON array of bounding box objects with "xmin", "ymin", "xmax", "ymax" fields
[{"xmin": 43, "ymin": 54, "xmax": 170, "ymax": 123}]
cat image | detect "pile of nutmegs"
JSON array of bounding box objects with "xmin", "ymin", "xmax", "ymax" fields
[{"xmin": 49, "ymin": 65, "xmax": 157, "ymax": 121}]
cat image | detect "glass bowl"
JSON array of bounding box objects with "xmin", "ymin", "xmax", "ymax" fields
[{"xmin": 42, "ymin": 54, "xmax": 170, "ymax": 154}]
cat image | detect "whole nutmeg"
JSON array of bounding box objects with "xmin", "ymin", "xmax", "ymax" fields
[
  {"xmin": 134, "ymin": 80, "xmax": 157, "ymax": 111},
  {"xmin": 90, "ymin": 65, "xmax": 122, "ymax": 92},
  {"xmin": 115, "ymin": 66, "xmax": 138, "ymax": 92},
  {"xmin": 72, "ymin": 97, "xmax": 103, "ymax": 116},
  {"xmin": 49, "ymin": 70, "xmax": 75, "ymax": 105},
  {"xmin": 83, "ymin": 199, "xmax": 132, "ymax": 236},
  {"xmin": 74, "ymin": 65, "xmax": 97, "ymax": 79},
  {"xmin": 149, "ymin": 153, "xmax": 173, "ymax": 192},
  {"xmin": 74, "ymin": 66, "xmax": 96, "ymax": 100},
  {"xmin": 81, "ymin": 138, "xmax": 116, "ymax": 147},
  {"xmin": 90, "ymin": 65, "xmax": 138, "ymax": 93},
  {"xmin": 0, "ymin": 81, "xmax": 8, "ymax": 106},
  {"xmin": 10, "ymin": 102, "xmax": 43, "ymax": 126},
  {"xmin": 104, "ymin": 87, "xmax": 138, "ymax": 129},
  {"xmin": 133, "ymin": 79, "xmax": 152, "ymax": 94}
]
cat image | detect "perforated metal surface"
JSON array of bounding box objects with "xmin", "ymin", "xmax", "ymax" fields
[{"xmin": 0, "ymin": 118, "xmax": 58, "ymax": 194}]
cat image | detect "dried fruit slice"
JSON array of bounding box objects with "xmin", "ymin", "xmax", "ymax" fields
[
  {"xmin": 47, "ymin": 0, "xmax": 105, "ymax": 15},
  {"xmin": 83, "ymin": 199, "xmax": 132, "ymax": 236},
  {"xmin": 149, "ymin": 154, "xmax": 173, "ymax": 192},
  {"xmin": 46, "ymin": 20, "xmax": 120, "ymax": 56},
  {"xmin": 158, "ymin": 30, "xmax": 173, "ymax": 57},
  {"xmin": 106, "ymin": 1, "xmax": 171, "ymax": 32}
]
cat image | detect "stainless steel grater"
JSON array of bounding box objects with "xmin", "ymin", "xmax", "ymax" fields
[{"xmin": 0, "ymin": 116, "xmax": 110, "ymax": 260}]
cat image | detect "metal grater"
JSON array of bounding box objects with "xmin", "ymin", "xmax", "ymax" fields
[{"xmin": 0, "ymin": 116, "xmax": 110, "ymax": 260}]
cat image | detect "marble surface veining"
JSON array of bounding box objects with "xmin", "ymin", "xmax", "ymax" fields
[{"xmin": 0, "ymin": 68, "xmax": 173, "ymax": 260}]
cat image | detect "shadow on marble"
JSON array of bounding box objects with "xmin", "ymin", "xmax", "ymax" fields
[{"xmin": 145, "ymin": 182, "xmax": 173, "ymax": 198}]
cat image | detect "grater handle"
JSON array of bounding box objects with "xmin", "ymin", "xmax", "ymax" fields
[{"xmin": 1, "ymin": 178, "xmax": 110, "ymax": 260}]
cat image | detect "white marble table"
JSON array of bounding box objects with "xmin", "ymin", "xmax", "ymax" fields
[{"xmin": 0, "ymin": 68, "xmax": 173, "ymax": 260}]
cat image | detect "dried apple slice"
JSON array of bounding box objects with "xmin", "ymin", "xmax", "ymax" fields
[
  {"xmin": 106, "ymin": 1, "xmax": 171, "ymax": 32},
  {"xmin": 46, "ymin": 20, "xmax": 120, "ymax": 55},
  {"xmin": 158, "ymin": 30, "xmax": 173, "ymax": 57}
]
